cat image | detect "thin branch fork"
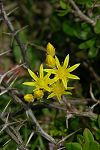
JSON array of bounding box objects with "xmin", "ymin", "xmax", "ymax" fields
[
  {"xmin": 0, "ymin": 116, "xmax": 28, "ymax": 150},
  {"xmin": 67, "ymin": 0, "xmax": 96, "ymax": 26},
  {"xmin": 1, "ymin": 80, "xmax": 57, "ymax": 145},
  {"xmin": 0, "ymin": 1, "xmax": 29, "ymax": 67}
]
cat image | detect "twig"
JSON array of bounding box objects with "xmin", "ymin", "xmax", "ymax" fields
[
  {"xmin": 0, "ymin": 50, "xmax": 11, "ymax": 56},
  {"xmin": 57, "ymin": 128, "xmax": 81, "ymax": 145},
  {"xmin": 26, "ymin": 132, "xmax": 34, "ymax": 146},
  {"xmin": 26, "ymin": 109, "xmax": 56, "ymax": 144},
  {"xmin": 0, "ymin": 63, "xmax": 24, "ymax": 84},
  {"xmin": 0, "ymin": 116, "xmax": 27, "ymax": 150},
  {"xmin": 1, "ymin": 99, "xmax": 11, "ymax": 117},
  {"xmin": 3, "ymin": 139, "xmax": 11, "ymax": 147},
  {"xmin": 28, "ymin": 42, "xmax": 46, "ymax": 52},
  {"xmin": 69, "ymin": 111, "xmax": 98, "ymax": 119},
  {"xmin": 0, "ymin": 1, "xmax": 29, "ymax": 67},
  {"xmin": 89, "ymin": 83, "xmax": 97, "ymax": 102},
  {"xmin": 7, "ymin": 7, "xmax": 19, "ymax": 16},
  {"xmin": 83, "ymin": 61, "xmax": 100, "ymax": 82},
  {"xmin": 1, "ymin": 80, "xmax": 57, "ymax": 145},
  {"xmin": 66, "ymin": 0, "xmax": 96, "ymax": 26}
]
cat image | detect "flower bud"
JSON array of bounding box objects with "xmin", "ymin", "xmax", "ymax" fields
[
  {"xmin": 34, "ymin": 90, "xmax": 44, "ymax": 99},
  {"xmin": 46, "ymin": 42, "xmax": 55, "ymax": 56},
  {"xmin": 24, "ymin": 94, "xmax": 34, "ymax": 102},
  {"xmin": 45, "ymin": 55, "xmax": 56, "ymax": 68}
]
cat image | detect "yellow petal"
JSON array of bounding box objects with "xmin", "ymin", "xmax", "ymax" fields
[
  {"xmin": 43, "ymin": 85, "xmax": 51, "ymax": 92},
  {"xmin": 47, "ymin": 93, "xmax": 55, "ymax": 99},
  {"xmin": 67, "ymin": 87, "xmax": 74, "ymax": 90},
  {"xmin": 28, "ymin": 69, "xmax": 38, "ymax": 81},
  {"xmin": 63, "ymin": 54, "xmax": 69, "ymax": 68},
  {"xmin": 57, "ymin": 94, "xmax": 62, "ymax": 101},
  {"xmin": 64, "ymin": 91, "xmax": 72, "ymax": 95},
  {"xmin": 44, "ymin": 69, "xmax": 56, "ymax": 75},
  {"xmin": 39, "ymin": 64, "xmax": 44, "ymax": 78},
  {"xmin": 62, "ymin": 78, "xmax": 67, "ymax": 89},
  {"xmin": 48, "ymin": 77, "xmax": 58, "ymax": 85},
  {"xmin": 23, "ymin": 82, "xmax": 35, "ymax": 86},
  {"xmin": 68, "ymin": 74, "xmax": 80, "ymax": 80},
  {"xmin": 68, "ymin": 63, "xmax": 80, "ymax": 72},
  {"xmin": 55, "ymin": 56, "xmax": 61, "ymax": 69}
]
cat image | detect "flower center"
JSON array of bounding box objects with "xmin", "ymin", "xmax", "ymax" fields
[
  {"xmin": 56, "ymin": 67, "xmax": 67, "ymax": 79},
  {"xmin": 53, "ymin": 83, "xmax": 64, "ymax": 94},
  {"xmin": 37, "ymin": 79, "xmax": 45, "ymax": 88}
]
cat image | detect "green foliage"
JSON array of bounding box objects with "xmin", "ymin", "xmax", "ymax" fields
[
  {"xmin": 83, "ymin": 141, "xmax": 99, "ymax": 150},
  {"xmin": 98, "ymin": 115, "xmax": 100, "ymax": 129},
  {"xmin": 12, "ymin": 40, "xmax": 22, "ymax": 63},
  {"xmin": 58, "ymin": 0, "xmax": 71, "ymax": 16},
  {"xmin": 83, "ymin": 128, "xmax": 94, "ymax": 142},
  {"xmin": 66, "ymin": 142, "xmax": 82, "ymax": 150},
  {"xmin": 66, "ymin": 128, "xmax": 100, "ymax": 150},
  {"xmin": 94, "ymin": 20, "xmax": 100, "ymax": 34}
]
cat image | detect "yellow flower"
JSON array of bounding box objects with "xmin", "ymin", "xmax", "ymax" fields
[
  {"xmin": 47, "ymin": 80, "xmax": 72, "ymax": 101},
  {"xmin": 44, "ymin": 54, "xmax": 80, "ymax": 88},
  {"xmin": 23, "ymin": 64, "xmax": 51, "ymax": 92},
  {"xmin": 45, "ymin": 54, "xmax": 56, "ymax": 68},
  {"xmin": 34, "ymin": 90, "xmax": 44, "ymax": 99},
  {"xmin": 24, "ymin": 94, "xmax": 34, "ymax": 102},
  {"xmin": 46, "ymin": 42, "xmax": 55, "ymax": 56}
]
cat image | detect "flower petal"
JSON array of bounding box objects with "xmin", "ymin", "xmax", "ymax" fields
[
  {"xmin": 47, "ymin": 93, "xmax": 55, "ymax": 99},
  {"xmin": 64, "ymin": 91, "xmax": 72, "ymax": 95},
  {"xmin": 44, "ymin": 69, "xmax": 56, "ymax": 74},
  {"xmin": 43, "ymin": 85, "xmax": 51, "ymax": 92},
  {"xmin": 68, "ymin": 73, "xmax": 80, "ymax": 79},
  {"xmin": 44, "ymin": 72, "xmax": 51, "ymax": 80},
  {"xmin": 67, "ymin": 87, "xmax": 74, "ymax": 90},
  {"xmin": 57, "ymin": 94, "xmax": 62, "ymax": 101},
  {"xmin": 63, "ymin": 54, "xmax": 69, "ymax": 68},
  {"xmin": 62, "ymin": 78, "xmax": 67, "ymax": 89},
  {"xmin": 28, "ymin": 69, "xmax": 38, "ymax": 81},
  {"xmin": 68, "ymin": 63, "xmax": 80, "ymax": 72},
  {"xmin": 39, "ymin": 64, "xmax": 44, "ymax": 78},
  {"xmin": 55, "ymin": 56, "xmax": 61, "ymax": 69},
  {"xmin": 23, "ymin": 82, "xmax": 35, "ymax": 86},
  {"xmin": 49, "ymin": 76, "xmax": 58, "ymax": 85}
]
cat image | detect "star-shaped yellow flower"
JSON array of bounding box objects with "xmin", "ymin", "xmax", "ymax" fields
[
  {"xmin": 44, "ymin": 54, "xmax": 80, "ymax": 88},
  {"xmin": 23, "ymin": 64, "xmax": 51, "ymax": 92},
  {"xmin": 47, "ymin": 80, "xmax": 72, "ymax": 101}
]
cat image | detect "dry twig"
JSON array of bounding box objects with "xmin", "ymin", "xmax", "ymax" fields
[
  {"xmin": 66, "ymin": 0, "xmax": 96, "ymax": 26},
  {"xmin": 0, "ymin": 1, "xmax": 29, "ymax": 67}
]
